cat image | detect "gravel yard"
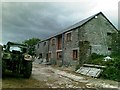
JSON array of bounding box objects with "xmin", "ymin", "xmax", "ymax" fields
[{"xmin": 2, "ymin": 62, "xmax": 119, "ymax": 89}]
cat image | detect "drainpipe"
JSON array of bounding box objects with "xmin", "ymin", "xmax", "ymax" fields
[
  {"xmin": 62, "ymin": 33, "xmax": 64, "ymax": 66},
  {"xmin": 48, "ymin": 39, "xmax": 50, "ymax": 62},
  {"xmin": 78, "ymin": 27, "xmax": 81, "ymax": 65}
]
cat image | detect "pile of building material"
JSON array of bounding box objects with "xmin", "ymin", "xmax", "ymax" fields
[{"xmin": 76, "ymin": 64, "xmax": 106, "ymax": 78}]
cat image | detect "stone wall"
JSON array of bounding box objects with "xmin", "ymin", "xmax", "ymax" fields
[
  {"xmin": 63, "ymin": 29, "xmax": 79, "ymax": 66},
  {"xmin": 35, "ymin": 13, "xmax": 118, "ymax": 66},
  {"xmin": 79, "ymin": 14, "xmax": 117, "ymax": 55}
]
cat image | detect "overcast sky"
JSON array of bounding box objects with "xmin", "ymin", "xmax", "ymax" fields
[{"xmin": 1, "ymin": 0, "xmax": 119, "ymax": 44}]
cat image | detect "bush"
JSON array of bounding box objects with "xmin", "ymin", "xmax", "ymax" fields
[
  {"xmin": 87, "ymin": 53, "xmax": 120, "ymax": 81},
  {"xmin": 87, "ymin": 53, "xmax": 105, "ymax": 65},
  {"xmin": 101, "ymin": 56, "xmax": 120, "ymax": 81},
  {"xmin": 91, "ymin": 53, "xmax": 104, "ymax": 60}
]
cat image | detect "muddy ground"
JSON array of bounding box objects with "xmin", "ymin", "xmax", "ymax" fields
[{"xmin": 2, "ymin": 62, "xmax": 120, "ymax": 89}]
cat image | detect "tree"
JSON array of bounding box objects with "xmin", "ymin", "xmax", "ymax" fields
[
  {"xmin": 111, "ymin": 31, "xmax": 120, "ymax": 56},
  {"xmin": 22, "ymin": 38, "xmax": 41, "ymax": 55},
  {"xmin": 117, "ymin": 31, "xmax": 120, "ymax": 55},
  {"xmin": 23, "ymin": 38, "xmax": 40, "ymax": 46}
]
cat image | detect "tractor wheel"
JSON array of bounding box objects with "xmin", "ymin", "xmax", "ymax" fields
[
  {"xmin": 2, "ymin": 60, "xmax": 6, "ymax": 73},
  {"xmin": 23, "ymin": 61, "xmax": 32, "ymax": 78}
]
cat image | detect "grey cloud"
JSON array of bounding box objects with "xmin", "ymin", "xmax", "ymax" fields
[{"xmin": 2, "ymin": 2, "xmax": 118, "ymax": 44}]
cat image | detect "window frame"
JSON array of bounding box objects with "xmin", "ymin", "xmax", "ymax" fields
[
  {"xmin": 37, "ymin": 44, "xmax": 39, "ymax": 48},
  {"xmin": 107, "ymin": 32, "xmax": 112, "ymax": 36},
  {"xmin": 51, "ymin": 38, "xmax": 55, "ymax": 45},
  {"xmin": 108, "ymin": 47, "xmax": 112, "ymax": 51},
  {"xmin": 66, "ymin": 32, "xmax": 72, "ymax": 41},
  {"xmin": 43, "ymin": 42, "xmax": 46, "ymax": 46},
  {"xmin": 73, "ymin": 50, "xmax": 78, "ymax": 60},
  {"xmin": 48, "ymin": 52, "xmax": 51, "ymax": 59},
  {"xmin": 57, "ymin": 51, "xmax": 62, "ymax": 60},
  {"xmin": 38, "ymin": 53, "xmax": 42, "ymax": 59}
]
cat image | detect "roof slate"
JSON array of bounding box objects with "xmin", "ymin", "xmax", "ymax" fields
[{"xmin": 38, "ymin": 12, "xmax": 118, "ymax": 43}]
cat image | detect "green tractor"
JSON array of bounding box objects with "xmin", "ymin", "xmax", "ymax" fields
[{"xmin": 2, "ymin": 42, "xmax": 33, "ymax": 78}]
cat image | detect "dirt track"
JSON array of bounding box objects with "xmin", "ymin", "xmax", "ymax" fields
[{"xmin": 2, "ymin": 62, "xmax": 119, "ymax": 89}]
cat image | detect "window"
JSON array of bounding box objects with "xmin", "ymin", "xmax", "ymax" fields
[
  {"xmin": 57, "ymin": 51, "xmax": 62, "ymax": 60},
  {"xmin": 48, "ymin": 53, "xmax": 51, "ymax": 60},
  {"xmin": 43, "ymin": 42, "xmax": 46, "ymax": 46},
  {"xmin": 73, "ymin": 50, "xmax": 78, "ymax": 60},
  {"xmin": 107, "ymin": 32, "xmax": 112, "ymax": 36},
  {"xmin": 57, "ymin": 36, "xmax": 62, "ymax": 50},
  {"xmin": 66, "ymin": 32, "xmax": 72, "ymax": 41},
  {"xmin": 10, "ymin": 46, "xmax": 22, "ymax": 52},
  {"xmin": 51, "ymin": 38, "xmax": 55, "ymax": 45},
  {"xmin": 38, "ymin": 53, "xmax": 42, "ymax": 59},
  {"xmin": 37, "ymin": 44, "xmax": 39, "ymax": 48},
  {"xmin": 108, "ymin": 48, "xmax": 112, "ymax": 51}
]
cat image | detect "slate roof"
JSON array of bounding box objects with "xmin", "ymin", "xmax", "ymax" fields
[
  {"xmin": 56, "ymin": 12, "xmax": 99, "ymax": 34},
  {"xmin": 39, "ymin": 12, "xmax": 118, "ymax": 43}
]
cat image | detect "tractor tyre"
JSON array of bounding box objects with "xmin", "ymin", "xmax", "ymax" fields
[{"xmin": 23, "ymin": 61, "xmax": 32, "ymax": 78}]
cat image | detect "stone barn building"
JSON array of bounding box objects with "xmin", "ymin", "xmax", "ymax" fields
[{"xmin": 35, "ymin": 12, "xmax": 118, "ymax": 67}]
